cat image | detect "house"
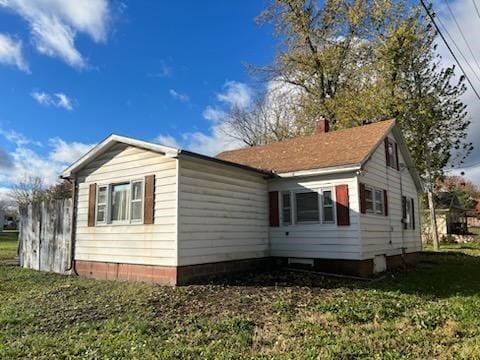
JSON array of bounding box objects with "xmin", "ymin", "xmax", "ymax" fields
[
  {"xmin": 423, "ymin": 192, "xmax": 468, "ymax": 238},
  {"xmin": 466, "ymin": 199, "xmax": 480, "ymax": 228},
  {"xmin": 61, "ymin": 119, "xmax": 422, "ymax": 285}
]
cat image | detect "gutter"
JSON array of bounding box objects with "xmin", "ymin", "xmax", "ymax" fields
[{"xmin": 275, "ymin": 164, "xmax": 362, "ymax": 178}]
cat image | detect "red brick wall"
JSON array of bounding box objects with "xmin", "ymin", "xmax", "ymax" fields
[
  {"xmin": 74, "ymin": 253, "xmax": 419, "ymax": 285},
  {"xmin": 75, "ymin": 260, "xmax": 177, "ymax": 285}
]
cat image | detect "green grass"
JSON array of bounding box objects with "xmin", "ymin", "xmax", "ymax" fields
[
  {"xmin": 0, "ymin": 231, "xmax": 18, "ymax": 260},
  {"xmin": 2, "ymin": 235, "xmax": 480, "ymax": 359},
  {"xmin": 470, "ymin": 227, "xmax": 480, "ymax": 236}
]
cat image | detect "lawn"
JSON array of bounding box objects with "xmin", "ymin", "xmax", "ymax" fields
[
  {"xmin": 0, "ymin": 231, "xmax": 18, "ymax": 261},
  {"xmin": 1, "ymin": 234, "xmax": 480, "ymax": 359}
]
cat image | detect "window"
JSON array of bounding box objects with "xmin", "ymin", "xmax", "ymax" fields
[
  {"xmin": 323, "ymin": 190, "xmax": 334, "ymax": 222},
  {"xmin": 131, "ymin": 181, "xmax": 143, "ymax": 222},
  {"xmin": 96, "ymin": 180, "xmax": 144, "ymax": 224},
  {"xmin": 282, "ymin": 192, "xmax": 292, "ymax": 225},
  {"xmin": 374, "ymin": 189, "xmax": 384, "ymax": 215},
  {"xmin": 111, "ymin": 183, "xmax": 129, "ymax": 222},
  {"xmin": 365, "ymin": 187, "xmax": 374, "ymax": 213},
  {"xmin": 402, "ymin": 196, "xmax": 415, "ymax": 229},
  {"xmin": 295, "ymin": 192, "xmax": 319, "ymax": 223},
  {"xmin": 365, "ymin": 186, "xmax": 385, "ymax": 215},
  {"xmin": 96, "ymin": 186, "xmax": 107, "ymax": 223},
  {"xmin": 386, "ymin": 139, "xmax": 398, "ymax": 169}
]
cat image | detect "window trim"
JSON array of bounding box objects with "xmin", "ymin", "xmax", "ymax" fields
[
  {"xmin": 386, "ymin": 138, "xmax": 398, "ymax": 170},
  {"xmin": 403, "ymin": 196, "xmax": 415, "ymax": 230},
  {"xmin": 95, "ymin": 179, "xmax": 145, "ymax": 226},
  {"xmin": 321, "ymin": 189, "xmax": 335, "ymax": 224},
  {"xmin": 95, "ymin": 185, "xmax": 108, "ymax": 225},
  {"xmin": 364, "ymin": 185, "xmax": 385, "ymax": 216},
  {"xmin": 130, "ymin": 180, "xmax": 145, "ymax": 224},
  {"xmin": 281, "ymin": 191, "xmax": 292, "ymax": 226},
  {"xmin": 284, "ymin": 188, "xmax": 336, "ymax": 225}
]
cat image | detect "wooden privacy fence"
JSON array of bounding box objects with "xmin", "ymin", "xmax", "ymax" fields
[{"xmin": 19, "ymin": 199, "xmax": 73, "ymax": 274}]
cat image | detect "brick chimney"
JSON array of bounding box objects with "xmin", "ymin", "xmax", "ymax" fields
[{"xmin": 315, "ymin": 117, "xmax": 330, "ymax": 134}]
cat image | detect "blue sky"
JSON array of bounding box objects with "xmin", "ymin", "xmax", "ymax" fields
[
  {"xmin": 0, "ymin": 0, "xmax": 279, "ymax": 193},
  {"xmin": 0, "ymin": 0, "xmax": 479, "ymax": 197}
]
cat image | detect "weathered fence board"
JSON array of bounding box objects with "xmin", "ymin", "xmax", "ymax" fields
[{"xmin": 19, "ymin": 199, "xmax": 72, "ymax": 274}]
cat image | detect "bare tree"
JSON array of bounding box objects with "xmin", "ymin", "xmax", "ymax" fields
[
  {"xmin": 223, "ymin": 85, "xmax": 308, "ymax": 146},
  {"xmin": 10, "ymin": 176, "xmax": 47, "ymax": 206}
]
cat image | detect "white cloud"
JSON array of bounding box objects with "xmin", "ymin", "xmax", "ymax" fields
[
  {"xmin": 169, "ymin": 89, "xmax": 190, "ymax": 103},
  {"xmin": 436, "ymin": 0, "xmax": 480, "ymax": 185},
  {"xmin": 48, "ymin": 138, "xmax": 94, "ymax": 163},
  {"xmin": 0, "ymin": 129, "xmax": 41, "ymax": 146},
  {"xmin": 54, "ymin": 93, "xmax": 73, "ymax": 110},
  {"xmin": 154, "ymin": 135, "xmax": 181, "ymax": 149},
  {"xmin": 0, "ymin": 129, "xmax": 93, "ymax": 189},
  {"xmin": 147, "ymin": 60, "xmax": 172, "ymax": 78},
  {"xmin": 202, "ymin": 106, "xmax": 226, "ymax": 123},
  {"xmin": 0, "ymin": 33, "xmax": 29, "ymax": 72},
  {"xmin": 217, "ymin": 81, "xmax": 253, "ymax": 109},
  {"xmin": 0, "ymin": 0, "xmax": 111, "ymax": 68},
  {"xmin": 31, "ymin": 91, "xmax": 74, "ymax": 110}
]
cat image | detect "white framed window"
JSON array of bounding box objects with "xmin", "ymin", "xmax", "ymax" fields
[
  {"xmin": 322, "ymin": 190, "xmax": 334, "ymax": 223},
  {"xmin": 130, "ymin": 180, "xmax": 144, "ymax": 223},
  {"xmin": 96, "ymin": 179, "xmax": 144, "ymax": 225},
  {"xmin": 386, "ymin": 139, "xmax": 398, "ymax": 170},
  {"xmin": 295, "ymin": 191, "xmax": 320, "ymax": 223},
  {"xmin": 281, "ymin": 191, "xmax": 292, "ymax": 225},
  {"xmin": 402, "ymin": 196, "xmax": 415, "ymax": 230},
  {"xmin": 365, "ymin": 186, "xmax": 384, "ymax": 215},
  {"xmin": 111, "ymin": 183, "xmax": 130, "ymax": 223},
  {"xmin": 96, "ymin": 185, "xmax": 108, "ymax": 224}
]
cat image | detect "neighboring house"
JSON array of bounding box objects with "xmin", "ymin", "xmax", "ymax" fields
[
  {"xmin": 423, "ymin": 192, "xmax": 468, "ymax": 237},
  {"xmin": 61, "ymin": 119, "xmax": 422, "ymax": 285},
  {"xmin": 467, "ymin": 200, "xmax": 480, "ymax": 228}
]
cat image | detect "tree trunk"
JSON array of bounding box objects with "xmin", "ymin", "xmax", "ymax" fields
[{"xmin": 427, "ymin": 190, "xmax": 440, "ymax": 251}]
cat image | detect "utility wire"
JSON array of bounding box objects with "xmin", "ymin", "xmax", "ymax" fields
[
  {"xmin": 444, "ymin": 0, "xmax": 480, "ymax": 75},
  {"xmin": 420, "ymin": 0, "xmax": 480, "ymax": 101},
  {"xmin": 472, "ymin": 0, "xmax": 480, "ymax": 21},
  {"xmin": 435, "ymin": 7, "xmax": 480, "ymax": 84}
]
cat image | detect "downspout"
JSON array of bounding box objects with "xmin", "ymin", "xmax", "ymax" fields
[
  {"xmin": 65, "ymin": 176, "xmax": 78, "ymax": 275},
  {"xmin": 399, "ymin": 166, "xmax": 404, "ymax": 253}
]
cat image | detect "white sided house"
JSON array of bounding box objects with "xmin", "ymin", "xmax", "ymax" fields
[{"xmin": 62, "ymin": 119, "xmax": 422, "ymax": 285}]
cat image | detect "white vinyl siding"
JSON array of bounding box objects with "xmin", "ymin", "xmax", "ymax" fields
[
  {"xmin": 177, "ymin": 157, "xmax": 269, "ymax": 266},
  {"xmin": 268, "ymin": 173, "xmax": 361, "ymax": 260},
  {"xmin": 358, "ymin": 133, "xmax": 421, "ymax": 259},
  {"xmin": 75, "ymin": 143, "xmax": 178, "ymax": 266}
]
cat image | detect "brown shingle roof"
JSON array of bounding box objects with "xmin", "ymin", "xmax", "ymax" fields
[{"xmin": 216, "ymin": 119, "xmax": 396, "ymax": 173}]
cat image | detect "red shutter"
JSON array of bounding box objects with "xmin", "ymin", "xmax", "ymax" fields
[
  {"xmin": 384, "ymin": 138, "xmax": 391, "ymax": 167},
  {"xmin": 88, "ymin": 183, "xmax": 96, "ymax": 227},
  {"xmin": 383, "ymin": 189, "xmax": 388, "ymax": 216},
  {"xmin": 359, "ymin": 183, "xmax": 366, "ymax": 214},
  {"xmin": 394, "ymin": 143, "xmax": 400, "ymax": 170},
  {"xmin": 411, "ymin": 198, "xmax": 415, "ymax": 229},
  {"xmin": 335, "ymin": 185, "xmax": 350, "ymax": 226},
  {"xmin": 144, "ymin": 175, "xmax": 155, "ymax": 225},
  {"xmin": 269, "ymin": 191, "xmax": 279, "ymax": 227}
]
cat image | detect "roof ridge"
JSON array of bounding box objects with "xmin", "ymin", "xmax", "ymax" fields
[{"xmin": 217, "ymin": 118, "xmax": 395, "ymax": 157}]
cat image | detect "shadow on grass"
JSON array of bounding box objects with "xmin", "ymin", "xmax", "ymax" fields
[{"xmin": 197, "ymin": 249, "xmax": 480, "ymax": 299}]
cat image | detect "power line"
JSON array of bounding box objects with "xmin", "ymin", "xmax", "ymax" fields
[
  {"xmin": 420, "ymin": 0, "xmax": 480, "ymax": 101},
  {"xmin": 443, "ymin": 0, "xmax": 480, "ymax": 75},
  {"xmin": 472, "ymin": 0, "xmax": 480, "ymax": 21},
  {"xmin": 435, "ymin": 5, "xmax": 480, "ymax": 84}
]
